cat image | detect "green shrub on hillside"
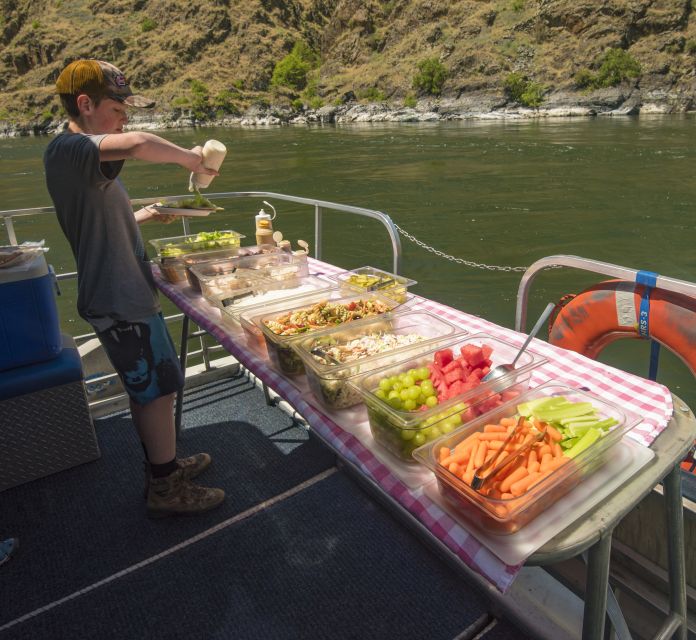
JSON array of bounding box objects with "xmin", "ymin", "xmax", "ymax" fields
[
  {"xmin": 504, "ymin": 72, "xmax": 545, "ymax": 107},
  {"xmin": 575, "ymin": 48, "xmax": 641, "ymax": 89},
  {"xmin": 289, "ymin": 77, "xmax": 324, "ymax": 110},
  {"xmin": 412, "ymin": 57, "xmax": 447, "ymax": 96},
  {"xmin": 213, "ymin": 90, "xmax": 238, "ymax": 115},
  {"xmin": 171, "ymin": 80, "xmax": 213, "ymax": 120},
  {"xmin": 308, "ymin": 96, "xmax": 323, "ymax": 109},
  {"xmin": 573, "ymin": 68, "xmax": 594, "ymax": 89},
  {"xmin": 271, "ymin": 41, "xmax": 319, "ymax": 92},
  {"xmin": 595, "ymin": 49, "xmax": 641, "ymax": 86},
  {"xmin": 189, "ymin": 79, "xmax": 210, "ymax": 120},
  {"xmin": 358, "ymin": 86, "xmax": 386, "ymax": 102},
  {"xmin": 404, "ymin": 95, "xmax": 417, "ymax": 108},
  {"xmin": 511, "ymin": 0, "xmax": 524, "ymax": 11},
  {"xmin": 504, "ymin": 72, "xmax": 526, "ymax": 101},
  {"xmin": 141, "ymin": 17, "xmax": 156, "ymax": 32},
  {"xmin": 521, "ymin": 81, "xmax": 545, "ymax": 107}
]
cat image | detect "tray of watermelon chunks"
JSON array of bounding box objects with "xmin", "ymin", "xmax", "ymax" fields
[{"xmin": 350, "ymin": 333, "xmax": 547, "ymax": 463}]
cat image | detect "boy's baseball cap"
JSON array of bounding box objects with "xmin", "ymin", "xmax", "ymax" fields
[{"xmin": 55, "ymin": 60, "xmax": 155, "ymax": 108}]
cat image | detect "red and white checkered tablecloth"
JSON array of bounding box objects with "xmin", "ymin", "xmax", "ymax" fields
[{"xmin": 153, "ymin": 259, "xmax": 674, "ymax": 593}]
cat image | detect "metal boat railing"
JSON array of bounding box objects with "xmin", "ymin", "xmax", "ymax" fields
[
  {"xmin": 0, "ymin": 192, "xmax": 403, "ymax": 402},
  {"xmin": 515, "ymin": 255, "xmax": 696, "ymax": 333},
  {"xmin": 2, "ymin": 190, "xmax": 402, "ymax": 274},
  {"xmin": 130, "ymin": 191, "xmax": 403, "ymax": 274},
  {"xmin": 515, "ymin": 254, "xmax": 696, "ymax": 640}
]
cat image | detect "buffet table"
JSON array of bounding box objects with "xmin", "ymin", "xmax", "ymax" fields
[{"xmin": 153, "ymin": 258, "xmax": 695, "ymax": 636}]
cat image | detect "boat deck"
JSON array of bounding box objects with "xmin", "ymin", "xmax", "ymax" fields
[{"xmin": 0, "ymin": 374, "xmax": 537, "ymax": 640}]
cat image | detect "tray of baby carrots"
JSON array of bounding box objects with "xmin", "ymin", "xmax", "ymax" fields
[{"xmin": 412, "ymin": 381, "xmax": 642, "ymax": 534}]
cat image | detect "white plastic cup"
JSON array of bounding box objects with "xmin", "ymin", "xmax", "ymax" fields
[{"xmin": 189, "ymin": 140, "xmax": 227, "ymax": 191}]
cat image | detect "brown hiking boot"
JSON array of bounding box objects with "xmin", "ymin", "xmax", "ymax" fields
[
  {"xmin": 146, "ymin": 467, "xmax": 225, "ymax": 519},
  {"xmin": 143, "ymin": 452, "xmax": 212, "ymax": 498}
]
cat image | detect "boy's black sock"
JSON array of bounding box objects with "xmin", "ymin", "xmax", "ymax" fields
[{"xmin": 150, "ymin": 458, "xmax": 179, "ymax": 478}]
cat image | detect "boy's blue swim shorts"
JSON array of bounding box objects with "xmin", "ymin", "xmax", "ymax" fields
[{"xmin": 96, "ymin": 313, "xmax": 184, "ymax": 406}]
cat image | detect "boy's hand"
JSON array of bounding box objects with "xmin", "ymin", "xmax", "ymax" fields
[
  {"xmin": 189, "ymin": 145, "xmax": 220, "ymax": 176},
  {"xmin": 152, "ymin": 212, "xmax": 178, "ymax": 224},
  {"xmin": 133, "ymin": 204, "xmax": 176, "ymax": 224}
]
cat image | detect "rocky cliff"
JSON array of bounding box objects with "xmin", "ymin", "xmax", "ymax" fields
[{"xmin": 2, "ymin": 0, "xmax": 696, "ymax": 133}]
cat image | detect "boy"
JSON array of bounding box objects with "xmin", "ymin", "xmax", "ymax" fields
[{"xmin": 44, "ymin": 59, "xmax": 225, "ymax": 518}]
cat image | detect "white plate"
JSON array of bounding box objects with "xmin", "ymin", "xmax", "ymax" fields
[{"xmin": 152, "ymin": 206, "xmax": 216, "ymax": 217}]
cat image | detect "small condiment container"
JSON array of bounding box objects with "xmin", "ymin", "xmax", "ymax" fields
[{"xmin": 256, "ymin": 219, "xmax": 275, "ymax": 245}]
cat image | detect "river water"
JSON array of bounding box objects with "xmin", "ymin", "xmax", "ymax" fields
[{"xmin": 1, "ymin": 118, "xmax": 695, "ymax": 406}]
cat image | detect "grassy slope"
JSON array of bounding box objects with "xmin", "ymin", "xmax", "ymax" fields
[{"xmin": 1, "ymin": 0, "xmax": 695, "ymax": 124}]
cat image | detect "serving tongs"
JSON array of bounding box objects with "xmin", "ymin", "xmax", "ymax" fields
[
  {"xmin": 371, "ymin": 276, "xmax": 396, "ymax": 291},
  {"xmin": 309, "ymin": 345, "xmax": 342, "ymax": 366},
  {"xmin": 470, "ymin": 417, "xmax": 548, "ymax": 492}
]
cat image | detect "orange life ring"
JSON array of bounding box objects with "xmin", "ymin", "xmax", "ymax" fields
[{"xmin": 548, "ymin": 279, "xmax": 696, "ymax": 377}]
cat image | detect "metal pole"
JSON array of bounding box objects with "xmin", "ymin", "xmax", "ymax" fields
[
  {"xmin": 314, "ymin": 204, "xmax": 322, "ymax": 262},
  {"xmin": 582, "ymin": 532, "xmax": 612, "ymax": 640},
  {"xmin": 4, "ymin": 216, "xmax": 17, "ymax": 245},
  {"xmin": 174, "ymin": 315, "xmax": 189, "ymax": 436},
  {"xmin": 662, "ymin": 466, "xmax": 687, "ymax": 640}
]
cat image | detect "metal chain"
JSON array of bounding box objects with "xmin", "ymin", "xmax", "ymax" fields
[{"xmin": 393, "ymin": 223, "xmax": 529, "ymax": 273}]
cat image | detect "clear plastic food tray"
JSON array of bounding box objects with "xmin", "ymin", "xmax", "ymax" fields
[
  {"xmin": 149, "ymin": 230, "xmax": 244, "ymax": 258},
  {"xmin": 253, "ymin": 291, "xmax": 406, "ymax": 376},
  {"xmin": 350, "ymin": 333, "xmax": 546, "ymax": 463},
  {"xmin": 185, "ymin": 255, "xmax": 239, "ymax": 291},
  {"xmin": 183, "ymin": 248, "xmax": 246, "ymax": 291},
  {"xmin": 193, "ymin": 268, "xmax": 267, "ymax": 302},
  {"xmin": 330, "ymin": 266, "xmax": 417, "ymax": 303},
  {"xmin": 157, "ymin": 256, "xmax": 188, "ymax": 284},
  {"xmin": 238, "ymin": 287, "xmax": 342, "ymax": 356},
  {"xmin": 221, "ymin": 277, "xmax": 337, "ymax": 331},
  {"xmin": 412, "ymin": 382, "xmax": 642, "ymax": 534},
  {"xmin": 292, "ymin": 311, "xmax": 466, "ymax": 410},
  {"xmin": 231, "ymin": 251, "xmax": 310, "ymax": 282}
]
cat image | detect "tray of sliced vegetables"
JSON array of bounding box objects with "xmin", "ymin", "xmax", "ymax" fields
[{"xmin": 412, "ymin": 381, "xmax": 642, "ymax": 534}]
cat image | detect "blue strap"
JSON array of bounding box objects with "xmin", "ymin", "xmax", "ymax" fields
[
  {"xmin": 636, "ymin": 270, "xmax": 660, "ymax": 380},
  {"xmin": 648, "ymin": 340, "xmax": 661, "ymax": 382},
  {"xmin": 635, "ymin": 270, "xmax": 658, "ymax": 339}
]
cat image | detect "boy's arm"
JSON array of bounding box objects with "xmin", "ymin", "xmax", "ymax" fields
[{"xmin": 97, "ymin": 132, "xmax": 217, "ymax": 175}]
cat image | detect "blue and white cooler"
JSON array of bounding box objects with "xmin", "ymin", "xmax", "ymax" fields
[
  {"xmin": 0, "ymin": 252, "xmax": 62, "ymax": 371},
  {"xmin": 0, "ymin": 250, "xmax": 100, "ymax": 492}
]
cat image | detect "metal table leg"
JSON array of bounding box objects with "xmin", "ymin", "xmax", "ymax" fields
[
  {"xmin": 582, "ymin": 532, "xmax": 612, "ymax": 640},
  {"xmin": 175, "ymin": 314, "xmax": 190, "ymax": 437},
  {"xmin": 660, "ymin": 465, "xmax": 687, "ymax": 640}
]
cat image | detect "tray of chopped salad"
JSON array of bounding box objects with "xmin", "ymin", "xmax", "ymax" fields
[
  {"xmin": 252, "ymin": 291, "xmax": 407, "ymax": 376},
  {"xmin": 291, "ymin": 311, "xmax": 466, "ymax": 410}
]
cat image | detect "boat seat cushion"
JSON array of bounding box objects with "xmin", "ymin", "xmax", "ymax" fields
[{"xmin": 0, "ymin": 334, "xmax": 84, "ymax": 401}]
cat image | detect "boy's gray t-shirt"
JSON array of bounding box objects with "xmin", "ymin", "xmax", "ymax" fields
[{"xmin": 44, "ymin": 132, "xmax": 160, "ymax": 329}]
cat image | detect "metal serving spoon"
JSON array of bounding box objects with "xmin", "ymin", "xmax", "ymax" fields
[{"xmin": 482, "ymin": 302, "xmax": 556, "ymax": 383}]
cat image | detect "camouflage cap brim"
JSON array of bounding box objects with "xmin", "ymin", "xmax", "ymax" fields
[{"xmin": 120, "ymin": 94, "xmax": 156, "ymax": 109}]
